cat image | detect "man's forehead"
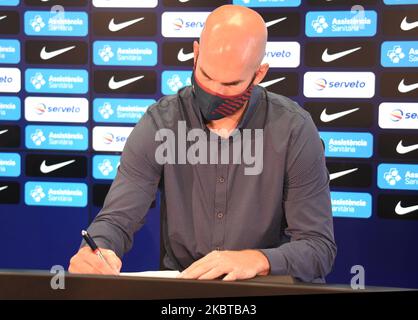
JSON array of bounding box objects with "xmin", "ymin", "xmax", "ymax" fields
[{"xmin": 197, "ymin": 48, "xmax": 252, "ymax": 73}]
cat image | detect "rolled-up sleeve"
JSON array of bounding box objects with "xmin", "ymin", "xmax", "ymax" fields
[
  {"xmin": 260, "ymin": 114, "xmax": 337, "ymax": 283},
  {"xmin": 80, "ymin": 111, "xmax": 163, "ymax": 258}
]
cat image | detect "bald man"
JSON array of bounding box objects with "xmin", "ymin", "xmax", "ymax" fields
[{"xmin": 69, "ymin": 5, "xmax": 336, "ymax": 283}]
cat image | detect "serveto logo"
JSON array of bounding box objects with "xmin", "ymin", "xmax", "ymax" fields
[
  {"xmin": 379, "ymin": 103, "xmax": 418, "ymax": 129},
  {"xmin": 233, "ymin": 0, "xmax": 301, "ymax": 7},
  {"xmin": 93, "ymin": 0, "xmax": 157, "ymax": 7},
  {"xmin": 32, "ymin": 103, "xmax": 46, "ymax": 115},
  {"xmin": 24, "ymin": 11, "xmax": 88, "ymax": 37},
  {"xmin": 93, "ymin": 41, "xmax": 157, "ymax": 66},
  {"xmin": 320, "ymin": 131, "xmax": 373, "ymax": 158},
  {"xmin": 25, "ymin": 125, "xmax": 88, "ymax": 151},
  {"xmin": 304, "ymin": 72, "xmax": 375, "ymax": 98},
  {"xmin": 25, "ymin": 97, "xmax": 89, "ymax": 123},
  {"xmin": 0, "ymin": 96, "xmax": 20, "ymax": 120},
  {"xmin": 390, "ymin": 109, "xmax": 404, "ymax": 122},
  {"xmin": 262, "ymin": 42, "xmax": 300, "ymax": 68},
  {"xmin": 0, "ymin": 39, "xmax": 20, "ymax": 64},
  {"xmin": 378, "ymin": 164, "xmax": 418, "ymax": 191},
  {"xmin": 0, "ymin": 153, "xmax": 20, "ymax": 177},
  {"xmin": 306, "ymin": 10, "xmax": 377, "ymax": 37},
  {"xmin": 93, "ymin": 155, "xmax": 121, "ymax": 180},
  {"xmin": 25, "ymin": 68, "xmax": 88, "ymax": 94},
  {"xmin": 93, "ymin": 98, "xmax": 154, "ymax": 124},
  {"xmin": 103, "ymin": 132, "xmax": 114, "ymax": 145},
  {"xmin": 331, "ymin": 192, "xmax": 372, "ymax": 219},
  {"xmin": 162, "ymin": 12, "xmax": 209, "ymax": 38},
  {"xmin": 315, "ymin": 78, "xmax": 327, "ymax": 91},
  {"xmin": 162, "ymin": 71, "xmax": 192, "ymax": 95},
  {"xmin": 25, "ymin": 181, "xmax": 87, "ymax": 207},
  {"xmin": 173, "ymin": 18, "xmax": 184, "ymax": 31},
  {"xmin": 93, "ymin": 126, "xmax": 133, "ymax": 152},
  {"xmin": 0, "ymin": 67, "xmax": 21, "ymax": 93},
  {"xmin": 381, "ymin": 41, "xmax": 418, "ymax": 67}
]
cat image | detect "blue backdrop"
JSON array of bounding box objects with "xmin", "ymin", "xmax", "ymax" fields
[{"xmin": 0, "ymin": 0, "xmax": 417, "ymax": 289}]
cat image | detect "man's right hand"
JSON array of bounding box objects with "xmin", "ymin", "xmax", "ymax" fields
[{"xmin": 68, "ymin": 246, "xmax": 122, "ymax": 275}]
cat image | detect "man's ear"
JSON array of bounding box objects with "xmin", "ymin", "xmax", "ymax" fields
[
  {"xmin": 193, "ymin": 41, "xmax": 199, "ymax": 67},
  {"xmin": 253, "ymin": 63, "xmax": 269, "ymax": 85}
]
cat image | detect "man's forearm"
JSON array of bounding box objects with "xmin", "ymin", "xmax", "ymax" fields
[{"xmin": 80, "ymin": 219, "xmax": 128, "ymax": 259}]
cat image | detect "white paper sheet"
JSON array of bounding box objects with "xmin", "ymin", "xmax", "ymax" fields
[{"xmin": 120, "ymin": 270, "xmax": 181, "ymax": 279}]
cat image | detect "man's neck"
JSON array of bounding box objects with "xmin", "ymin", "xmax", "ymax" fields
[{"xmin": 206, "ymin": 101, "xmax": 248, "ymax": 139}]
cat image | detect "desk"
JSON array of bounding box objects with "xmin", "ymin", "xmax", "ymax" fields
[{"xmin": 0, "ymin": 270, "xmax": 408, "ymax": 300}]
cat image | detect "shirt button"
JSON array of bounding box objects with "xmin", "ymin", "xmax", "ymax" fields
[
  {"xmin": 217, "ymin": 212, "xmax": 224, "ymax": 219},
  {"xmin": 218, "ymin": 177, "xmax": 225, "ymax": 183}
]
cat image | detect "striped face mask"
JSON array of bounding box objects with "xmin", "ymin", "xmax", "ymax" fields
[{"xmin": 191, "ymin": 70, "xmax": 256, "ymax": 121}]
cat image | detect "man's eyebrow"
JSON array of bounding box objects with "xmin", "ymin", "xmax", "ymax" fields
[{"xmin": 199, "ymin": 66, "xmax": 245, "ymax": 86}]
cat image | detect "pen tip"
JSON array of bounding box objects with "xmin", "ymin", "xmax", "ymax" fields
[{"xmin": 81, "ymin": 230, "xmax": 87, "ymax": 236}]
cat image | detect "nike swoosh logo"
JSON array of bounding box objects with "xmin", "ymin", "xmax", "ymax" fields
[
  {"xmin": 0, "ymin": 16, "xmax": 7, "ymax": 22},
  {"xmin": 0, "ymin": 129, "xmax": 8, "ymax": 135},
  {"xmin": 40, "ymin": 46, "xmax": 76, "ymax": 60},
  {"xmin": 259, "ymin": 77, "xmax": 285, "ymax": 88},
  {"xmin": 395, "ymin": 201, "xmax": 418, "ymax": 215},
  {"xmin": 265, "ymin": 17, "xmax": 287, "ymax": 28},
  {"xmin": 320, "ymin": 107, "xmax": 360, "ymax": 122},
  {"xmin": 400, "ymin": 17, "xmax": 418, "ymax": 31},
  {"xmin": 0, "ymin": 186, "xmax": 8, "ymax": 192},
  {"xmin": 396, "ymin": 140, "xmax": 418, "ymax": 154},
  {"xmin": 108, "ymin": 17, "xmax": 144, "ymax": 32},
  {"xmin": 40, "ymin": 160, "xmax": 75, "ymax": 174},
  {"xmin": 329, "ymin": 168, "xmax": 358, "ymax": 181},
  {"xmin": 321, "ymin": 47, "xmax": 362, "ymax": 63},
  {"xmin": 179, "ymin": 0, "xmax": 191, "ymax": 2},
  {"xmin": 177, "ymin": 48, "xmax": 194, "ymax": 62},
  {"xmin": 108, "ymin": 75, "xmax": 144, "ymax": 90},
  {"xmin": 398, "ymin": 79, "xmax": 418, "ymax": 93}
]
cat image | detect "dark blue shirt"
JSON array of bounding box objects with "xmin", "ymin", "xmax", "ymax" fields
[{"xmin": 82, "ymin": 86, "xmax": 337, "ymax": 283}]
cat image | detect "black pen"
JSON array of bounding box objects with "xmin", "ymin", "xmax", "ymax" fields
[{"xmin": 81, "ymin": 230, "xmax": 118, "ymax": 275}]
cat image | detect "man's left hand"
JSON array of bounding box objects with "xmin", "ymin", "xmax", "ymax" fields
[{"xmin": 177, "ymin": 249, "xmax": 270, "ymax": 281}]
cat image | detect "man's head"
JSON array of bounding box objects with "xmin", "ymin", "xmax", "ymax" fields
[{"xmin": 193, "ymin": 5, "xmax": 269, "ymax": 97}]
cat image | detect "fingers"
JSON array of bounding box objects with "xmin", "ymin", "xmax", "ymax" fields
[
  {"xmin": 223, "ymin": 272, "xmax": 238, "ymax": 281},
  {"xmin": 183, "ymin": 251, "xmax": 216, "ymax": 272},
  {"xmin": 177, "ymin": 250, "xmax": 262, "ymax": 282},
  {"xmin": 102, "ymin": 250, "xmax": 122, "ymax": 273},
  {"xmin": 180, "ymin": 251, "xmax": 226, "ymax": 280},
  {"xmin": 180, "ymin": 260, "xmax": 215, "ymax": 279},
  {"xmin": 68, "ymin": 247, "xmax": 122, "ymax": 275},
  {"xmin": 178, "ymin": 258, "xmax": 204, "ymax": 278},
  {"xmin": 80, "ymin": 251, "xmax": 112, "ymax": 275},
  {"xmin": 69, "ymin": 251, "xmax": 99, "ymax": 274},
  {"xmin": 198, "ymin": 267, "xmax": 226, "ymax": 280},
  {"xmin": 68, "ymin": 260, "xmax": 97, "ymax": 274}
]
